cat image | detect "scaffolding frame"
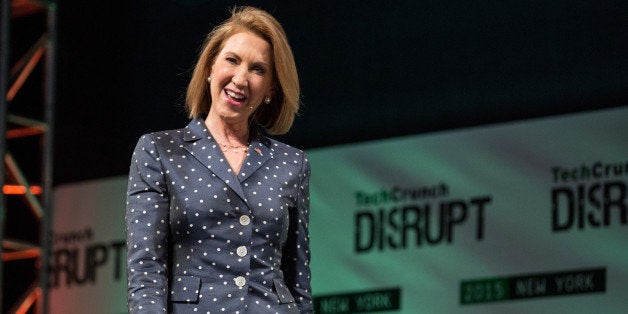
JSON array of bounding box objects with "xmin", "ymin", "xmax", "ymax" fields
[{"xmin": 1, "ymin": 0, "xmax": 56, "ymax": 313}]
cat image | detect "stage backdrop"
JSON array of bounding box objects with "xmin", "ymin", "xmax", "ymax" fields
[
  {"xmin": 50, "ymin": 107, "xmax": 627, "ymax": 313},
  {"xmin": 307, "ymin": 106, "xmax": 627, "ymax": 313},
  {"xmin": 50, "ymin": 176, "xmax": 128, "ymax": 313}
]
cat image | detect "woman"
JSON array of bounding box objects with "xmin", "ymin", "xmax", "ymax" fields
[{"xmin": 126, "ymin": 7, "xmax": 312, "ymax": 313}]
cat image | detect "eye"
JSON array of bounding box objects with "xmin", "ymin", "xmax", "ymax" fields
[
  {"xmin": 253, "ymin": 66, "xmax": 267, "ymax": 74},
  {"xmin": 226, "ymin": 57, "xmax": 238, "ymax": 64}
]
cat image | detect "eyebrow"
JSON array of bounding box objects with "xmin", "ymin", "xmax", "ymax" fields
[{"xmin": 224, "ymin": 51, "xmax": 271, "ymax": 69}]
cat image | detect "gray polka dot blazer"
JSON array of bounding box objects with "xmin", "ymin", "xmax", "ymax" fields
[{"xmin": 126, "ymin": 118, "xmax": 312, "ymax": 313}]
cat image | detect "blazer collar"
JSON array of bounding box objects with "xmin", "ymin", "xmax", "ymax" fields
[
  {"xmin": 182, "ymin": 118, "xmax": 271, "ymax": 146},
  {"xmin": 182, "ymin": 118, "xmax": 273, "ymax": 203}
]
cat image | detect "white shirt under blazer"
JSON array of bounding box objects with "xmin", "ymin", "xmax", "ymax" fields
[{"xmin": 126, "ymin": 118, "xmax": 312, "ymax": 313}]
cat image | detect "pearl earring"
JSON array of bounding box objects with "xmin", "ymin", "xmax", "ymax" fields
[
  {"xmin": 206, "ymin": 76, "xmax": 211, "ymax": 83},
  {"xmin": 264, "ymin": 96, "xmax": 271, "ymax": 104}
]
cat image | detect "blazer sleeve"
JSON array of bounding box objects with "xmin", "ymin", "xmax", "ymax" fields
[
  {"xmin": 126, "ymin": 134, "xmax": 170, "ymax": 313},
  {"xmin": 281, "ymin": 152, "xmax": 313, "ymax": 313}
]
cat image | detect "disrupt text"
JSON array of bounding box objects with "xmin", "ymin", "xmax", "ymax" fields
[{"xmin": 355, "ymin": 196, "xmax": 491, "ymax": 252}]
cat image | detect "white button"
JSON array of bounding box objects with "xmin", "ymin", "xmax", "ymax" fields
[
  {"xmin": 239, "ymin": 215, "xmax": 250, "ymax": 226},
  {"xmin": 234, "ymin": 276, "xmax": 246, "ymax": 287},
  {"xmin": 236, "ymin": 246, "xmax": 248, "ymax": 257}
]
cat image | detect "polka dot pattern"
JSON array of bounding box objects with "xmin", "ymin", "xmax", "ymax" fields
[{"xmin": 126, "ymin": 118, "xmax": 312, "ymax": 313}]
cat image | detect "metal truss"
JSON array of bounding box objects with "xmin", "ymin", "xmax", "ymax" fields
[{"xmin": 1, "ymin": 0, "xmax": 56, "ymax": 313}]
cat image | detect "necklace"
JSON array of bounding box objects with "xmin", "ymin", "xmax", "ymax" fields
[{"xmin": 218, "ymin": 141, "xmax": 250, "ymax": 153}]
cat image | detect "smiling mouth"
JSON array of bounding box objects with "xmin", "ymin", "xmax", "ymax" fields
[{"xmin": 225, "ymin": 89, "xmax": 246, "ymax": 102}]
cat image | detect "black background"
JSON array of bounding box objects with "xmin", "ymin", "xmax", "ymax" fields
[{"xmin": 15, "ymin": 1, "xmax": 628, "ymax": 184}]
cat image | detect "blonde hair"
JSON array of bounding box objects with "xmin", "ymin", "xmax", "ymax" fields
[{"xmin": 186, "ymin": 6, "xmax": 300, "ymax": 135}]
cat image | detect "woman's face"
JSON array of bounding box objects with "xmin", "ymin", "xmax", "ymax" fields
[{"xmin": 208, "ymin": 31, "xmax": 274, "ymax": 126}]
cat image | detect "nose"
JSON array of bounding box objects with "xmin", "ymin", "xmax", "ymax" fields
[{"xmin": 232, "ymin": 67, "xmax": 248, "ymax": 89}]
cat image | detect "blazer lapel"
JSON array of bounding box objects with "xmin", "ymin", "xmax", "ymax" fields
[
  {"xmin": 237, "ymin": 136, "xmax": 272, "ymax": 183},
  {"xmin": 182, "ymin": 119, "xmax": 248, "ymax": 203}
]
